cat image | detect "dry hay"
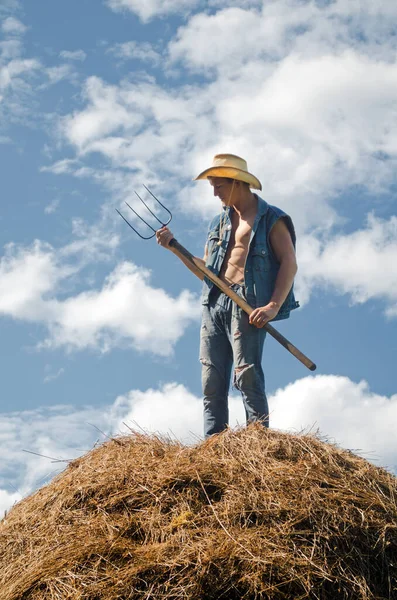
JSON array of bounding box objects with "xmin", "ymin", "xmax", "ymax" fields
[{"xmin": 1, "ymin": 424, "xmax": 396, "ymax": 600}]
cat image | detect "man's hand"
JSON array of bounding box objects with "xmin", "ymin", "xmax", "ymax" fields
[
  {"xmin": 249, "ymin": 302, "xmax": 280, "ymax": 328},
  {"xmin": 156, "ymin": 226, "xmax": 174, "ymax": 248}
]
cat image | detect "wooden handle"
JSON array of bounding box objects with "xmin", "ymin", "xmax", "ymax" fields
[{"xmin": 169, "ymin": 238, "xmax": 316, "ymax": 372}]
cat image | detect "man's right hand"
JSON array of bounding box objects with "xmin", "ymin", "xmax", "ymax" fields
[{"xmin": 156, "ymin": 226, "xmax": 174, "ymax": 248}]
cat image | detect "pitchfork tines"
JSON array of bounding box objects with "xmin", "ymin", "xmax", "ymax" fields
[{"xmin": 116, "ymin": 184, "xmax": 172, "ymax": 239}]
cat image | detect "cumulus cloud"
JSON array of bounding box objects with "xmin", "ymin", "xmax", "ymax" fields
[
  {"xmin": 296, "ymin": 214, "xmax": 397, "ymax": 313},
  {"xmin": 0, "ymin": 490, "xmax": 21, "ymax": 516},
  {"xmin": 1, "ymin": 16, "xmax": 26, "ymax": 35},
  {"xmin": 44, "ymin": 262, "xmax": 200, "ymax": 355},
  {"xmin": 0, "ymin": 241, "xmax": 200, "ymax": 355},
  {"xmin": 169, "ymin": 0, "xmax": 397, "ymax": 73},
  {"xmin": 0, "ymin": 403, "xmax": 110, "ymax": 516},
  {"xmin": 63, "ymin": 76, "xmax": 144, "ymax": 152},
  {"xmin": 109, "ymin": 382, "xmax": 247, "ymax": 442},
  {"xmin": 0, "ymin": 241, "xmax": 66, "ymax": 321},
  {"xmin": 111, "ymin": 377, "xmax": 397, "ymax": 473},
  {"xmin": 110, "ymin": 383, "xmax": 206, "ymax": 441},
  {"xmin": 59, "ymin": 56, "xmax": 397, "ymax": 231},
  {"xmin": 61, "ymin": 17, "xmax": 397, "ymax": 229},
  {"xmin": 271, "ymin": 374, "xmax": 397, "ymax": 472},
  {"xmin": 1, "ymin": 374, "xmax": 396, "ymax": 514},
  {"xmin": 52, "ymin": 0, "xmax": 397, "ymax": 318},
  {"xmin": 168, "ymin": 7, "xmax": 268, "ymax": 74},
  {"xmin": 105, "ymin": 0, "xmax": 200, "ymax": 22}
]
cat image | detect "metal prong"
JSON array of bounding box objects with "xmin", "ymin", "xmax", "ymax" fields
[
  {"xmin": 125, "ymin": 201, "xmax": 157, "ymax": 234},
  {"xmin": 115, "ymin": 208, "xmax": 155, "ymax": 240},
  {"xmin": 116, "ymin": 185, "xmax": 173, "ymax": 240},
  {"xmin": 142, "ymin": 184, "xmax": 172, "ymax": 225}
]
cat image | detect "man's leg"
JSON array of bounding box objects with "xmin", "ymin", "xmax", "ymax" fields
[
  {"xmin": 200, "ymin": 299, "xmax": 233, "ymax": 437},
  {"xmin": 230, "ymin": 294, "xmax": 269, "ymax": 427}
]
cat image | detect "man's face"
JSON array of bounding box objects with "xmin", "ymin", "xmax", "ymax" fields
[{"xmin": 208, "ymin": 177, "xmax": 235, "ymax": 203}]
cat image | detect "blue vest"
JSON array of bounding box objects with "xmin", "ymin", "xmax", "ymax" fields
[{"xmin": 202, "ymin": 196, "xmax": 300, "ymax": 322}]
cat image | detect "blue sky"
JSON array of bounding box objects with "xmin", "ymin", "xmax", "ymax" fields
[{"xmin": 1, "ymin": 0, "xmax": 397, "ymax": 514}]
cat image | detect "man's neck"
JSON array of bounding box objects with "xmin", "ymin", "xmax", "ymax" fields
[{"xmin": 232, "ymin": 191, "xmax": 257, "ymax": 216}]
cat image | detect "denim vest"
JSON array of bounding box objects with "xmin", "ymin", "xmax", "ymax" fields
[{"xmin": 202, "ymin": 195, "xmax": 300, "ymax": 321}]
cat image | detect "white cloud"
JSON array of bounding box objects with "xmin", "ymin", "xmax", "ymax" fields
[
  {"xmin": 0, "ymin": 403, "xmax": 110, "ymax": 517},
  {"xmin": 1, "ymin": 16, "xmax": 26, "ymax": 35},
  {"xmin": 60, "ymin": 218, "xmax": 120, "ymax": 263},
  {"xmin": 0, "ymin": 241, "xmax": 199, "ymax": 355},
  {"xmin": 111, "ymin": 377, "xmax": 397, "ymax": 473},
  {"xmin": 296, "ymin": 214, "xmax": 397, "ymax": 314},
  {"xmin": 169, "ymin": 0, "xmax": 397, "ymax": 73},
  {"xmin": 44, "ymin": 64, "xmax": 75, "ymax": 86},
  {"xmin": 60, "ymin": 49, "xmax": 87, "ymax": 61},
  {"xmin": 110, "ymin": 383, "xmax": 206, "ymax": 441},
  {"xmin": 0, "ymin": 490, "xmax": 21, "ymax": 516},
  {"xmin": 47, "ymin": 0, "xmax": 397, "ymax": 319},
  {"xmin": 0, "ymin": 241, "xmax": 65, "ymax": 321},
  {"xmin": 44, "ymin": 198, "xmax": 60, "ymax": 214},
  {"xmin": 271, "ymin": 374, "xmax": 397, "ymax": 472},
  {"xmin": 0, "ymin": 34, "xmax": 41, "ymax": 129},
  {"xmin": 0, "ymin": 58, "xmax": 40, "ymax": 91},
  {"xmin": 1, "ymin": 374, "xmax": 396, "ymax": 515},
  {"xmin": 60, "ymin": 48, "xmax": 397, "ymax": 233},
  {"xmin": 109, "ymin": 41, "xmax": 161, "ymax": 65},
  {"xmin": 0, "ymin": 39, "xmax": 22, "ymax": 60},
  {"xmin": 61, "ymin": 0, "xmax": 397, "ymax": 221},
  {"xmin": 64, "ymin": 76, "xmax": 144, "ymax": 151},
  {"xmin": 40, "ymin": 158, "xmax": 79, "ymax": 175},
  {"xmin": 44, "ymin": 262, "xmax": 200, "ymax": 355},
  {"xmin": 105, "ymin": 0, "xmax": 200, "ymax": 22},
  {"xmin": 168, "ymin": 7, "xmax": 266, "ymax": 74}
]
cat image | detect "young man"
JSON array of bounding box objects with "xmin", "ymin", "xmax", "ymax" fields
[{"xmin": 156, "ymin": 154, "xmax": 299, "ymax": 437}]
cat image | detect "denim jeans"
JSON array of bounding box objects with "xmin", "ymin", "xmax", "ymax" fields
[{"xmin": 200, "ymin": 284, "xmax": 269, "ymax": 438}]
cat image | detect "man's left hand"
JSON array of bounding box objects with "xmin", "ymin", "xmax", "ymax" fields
[{"xmin": 249, "ymin": 302, "xmax": 280, "ymax": 328}]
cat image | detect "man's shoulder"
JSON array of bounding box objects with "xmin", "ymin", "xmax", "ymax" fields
[
  {"xmin": 257, "ymin": 196, "xmax": 296, "ymax": 243},
  {"xmin": 256, "ymin": 196, "xmax": 286, "ymax": 222}
]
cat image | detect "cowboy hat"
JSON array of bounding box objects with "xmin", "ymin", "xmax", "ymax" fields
[{"xmin": 194, "ymin": 153, "xmax": 262, "ymax": 190}]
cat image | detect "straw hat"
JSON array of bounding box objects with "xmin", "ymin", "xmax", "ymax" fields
[{"xmin": 194, "ymin": 153, "xmax": 262, "ymax": 190}]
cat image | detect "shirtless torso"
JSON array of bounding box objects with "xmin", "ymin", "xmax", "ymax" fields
[{"xmin": 219, "ymin": 199, "xmax": 257, "ymax": 285}]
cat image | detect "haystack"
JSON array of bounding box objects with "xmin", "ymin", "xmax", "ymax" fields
[{"xmin": 1, "ymin": 424, "xmax": 396, "ymax": 599}]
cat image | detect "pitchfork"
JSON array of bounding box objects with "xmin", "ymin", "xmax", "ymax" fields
[{"xmin": 117, "ymin": 187, "xmax": 316, "ymax": 371}]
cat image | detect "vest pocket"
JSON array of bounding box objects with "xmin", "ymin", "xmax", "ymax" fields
[
  {"xmin": 251, "ymin": 246, "xmax": 271, "ymax": 272},
  {"xmin": 207, "ymin": 231, "xmax": 220, "ymax": 254}
]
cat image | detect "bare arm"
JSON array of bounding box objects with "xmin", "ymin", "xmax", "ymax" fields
[
  {"xmin": 249, "ymin": 219, "xmax": 298, "ymax": 328},
  {"xmin": 156, "ymin": 226, "xmax": 206, "ymax": 281}
]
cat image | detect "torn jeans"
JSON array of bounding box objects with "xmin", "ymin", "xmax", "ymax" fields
[{"xmin": 200, "ymin": 284, "xmax": 269, "ymax": 438}]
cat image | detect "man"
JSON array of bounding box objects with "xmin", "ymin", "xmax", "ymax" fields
[{"xmin": 156, "ymin": 154, "xmax": 299, "ymax": 437}]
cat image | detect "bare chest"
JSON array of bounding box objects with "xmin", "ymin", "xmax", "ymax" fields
[
  {"xmin": 230, "ymin": 213, "xmax": 255, "ymax": 249},
  {"xmin": 219, "ymin": 211, "xmax": 256, "ymax": 283}
]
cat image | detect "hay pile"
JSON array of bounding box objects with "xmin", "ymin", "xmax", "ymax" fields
[{"xmin": 1, "ymin": 424, "xmax": 396, "ymax": 600}]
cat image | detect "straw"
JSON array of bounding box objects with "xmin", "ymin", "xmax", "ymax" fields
[{"xmin": 1, "ymin": 423, "xmax": 396, "ymax": 599}]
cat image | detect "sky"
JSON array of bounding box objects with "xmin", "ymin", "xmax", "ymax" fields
[{"xmin": 0, "ymin": 0, "xmax": 396, "ymax": 515}]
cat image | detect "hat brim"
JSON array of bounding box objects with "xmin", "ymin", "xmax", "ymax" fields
[{"xmin": 194, "ymin": 166, "xmax": 262, "ymax": 191}]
